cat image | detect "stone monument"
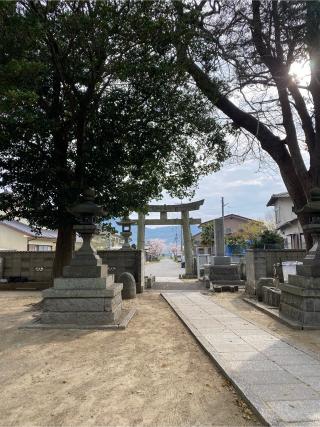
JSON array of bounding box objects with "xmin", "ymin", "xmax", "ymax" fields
[
  {"xmin": 27, "ymin": 189, "xmax": 135, "ymax": 329},
  {"xmin": 280, "ymin": 188, "xmax": 320, "ymax": 328},
  {"xmin": 205, "ymin": 218, "xmax": 244, "ymax": 287}
]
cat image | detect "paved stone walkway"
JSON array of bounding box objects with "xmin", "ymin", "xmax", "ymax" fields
[{"xmin": 162, "ymin": 292, "xmax": 320, "ymax": 426}]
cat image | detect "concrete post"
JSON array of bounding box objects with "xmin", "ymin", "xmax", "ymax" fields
[
  {"xmin": 182, "ymin": 210, "xmax": 194, "ymax": 277},
  {"xmin": 137, "ymin": 212, "xmax": 145, "ymax": 250}
]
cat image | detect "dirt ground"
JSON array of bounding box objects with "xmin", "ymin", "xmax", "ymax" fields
[
  {"xmin": 213, "ymin": 291, "xmax": 320, "ymax": 357},
  {"xmin": 0, "ymin": 291, "xmax": 259, "ymax": 427}
]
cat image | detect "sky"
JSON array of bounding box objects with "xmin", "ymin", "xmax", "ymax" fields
[{"xmin": 131, "ymin": 157, "xmax": 287, "ymax": 226}]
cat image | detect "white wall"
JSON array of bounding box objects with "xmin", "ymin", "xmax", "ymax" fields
[
  {"xmin": 0, "ymin": 224, "xmax": 28, "ymax": 250},
  {"xmin": 274, "ymin": 197, "xmax": 297, "ymax": 227}
]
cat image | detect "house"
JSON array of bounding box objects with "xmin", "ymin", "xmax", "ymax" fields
[
  {"xmin": 193, "ymin": 214, "xmax": 256, "ymax": 254},
  {"xmin": 266, "ymin": 192, "xmax": 305, "ymax": 249},
  {"xmin": 0, "ymin": 220, "xmax": 124, "ymax": 252},
  {"xmin": 0, "ymin": 220, "xmax": 57, "ymax": 251}
]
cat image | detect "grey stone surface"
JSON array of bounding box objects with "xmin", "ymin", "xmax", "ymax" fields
[
  {"xmin": 262, "ymin": 286, "xmax": 281, "ymax": 307},
  {"xmin": 120, "ymin": 272, "xmax": 136, "ymax": 299},
  {"xmin": 43, "ymin": 293, "xmax": 122, "ymax": 312},
  {"xmin": 256, "ymin": 277, "xmax": 275, "ymax": 301},
  {"xmin": 42, "ymin": 284, "xmax": 122, "ymax": 299},
  {"xmin": 266, "ymin": 400, "xmax": 320, "ymax": 423},
  {"xmin": 245, "ymin": 249, "xmax": 306, "ymax": 296},
  {"xmin": 205, "ymin": 264, "xmax": 244, "ymax": 286},
  {"xmin": 212, "ymin": 256, "xmax": 231, "ymax": 265},
  {"xmin": 53, "ymin": 276, "xmax": 114, "ymax": 290},
  {"xmin": 63, "ymin": 264, "xmax": 108, "ymax": 278},
  {"xmin": 41, "ymin": 303, "xmax": 122, "ymax": 325},
  {"xmin": 214, "ymin": 218, "xmax": 224, "ymax": 256},
  {"xmin": 251, "ymin": 383, "xmax": 319, "ymax": 400},
  {"xmin": 162, "ymin": 292, "xmax": 320, "ymax": 426}
]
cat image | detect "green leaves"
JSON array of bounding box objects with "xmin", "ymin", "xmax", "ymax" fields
[{"xmin": 0, "ymin": 0, "xmax": 228, "ymax": 231}]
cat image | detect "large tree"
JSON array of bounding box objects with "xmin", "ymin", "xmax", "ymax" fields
[
  {"xmin": 140, "ymin": 0, "xmax": 319, "ymax": 248},
  {"xmin": 0, "ymin": 1, "xmax": 228, "ymax": 276}
]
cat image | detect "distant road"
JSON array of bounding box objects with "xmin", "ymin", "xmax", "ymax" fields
[{"xmin": 145, "ymin": 257, "xmax": 184, "ymax": 278}]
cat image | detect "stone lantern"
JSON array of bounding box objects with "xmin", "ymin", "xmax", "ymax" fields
[
  {"xmin": 117, "ymin": 215, "xmax": 134, "ymax": 250},
  {"xmin": 279, "ymin": 188, "xmax": 320, "ymax": 328},
  {"xmin": 33, "ymin": 188, "xmax": 133, "ymax": 329}
]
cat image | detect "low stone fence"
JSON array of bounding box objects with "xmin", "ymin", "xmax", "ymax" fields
[
  {"xmin": 245, "ymin": 248, "xmax": 306, "ymax": 295},
  {"xmin": 0, "ymin": 249, "xmax": 145, "ymax": 292}
]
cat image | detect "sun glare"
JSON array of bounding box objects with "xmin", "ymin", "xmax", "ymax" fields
[{"xmin": 289, "ymin": 61, "xmax": 310, "ymax": 86}]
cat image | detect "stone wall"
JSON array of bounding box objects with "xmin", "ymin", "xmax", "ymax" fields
[
  {"xmin": 0, "ymin": 249, "xmax": 144, "ymax": 291},
  {"xmin": 245, "ymin": 249, "xmax": 306, "ymax": 295}
]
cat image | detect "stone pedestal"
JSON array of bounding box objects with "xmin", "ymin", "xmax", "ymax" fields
[
  {"xmin": 205, "ymin": 219, "xmax": 244, "ymax": 286},
  {"xmin": 279, "ymin": 188, "xmax": 320, "ymax": 328},
  {"xmin": 280, "ymin": 272, "xmax": 320, "ymax": 328},
  {"xmin": 34, "ymin": 191, "xmax": 134, "ymax": 329},
  {"xmin": 41, "ymin": 276, "xmax": 123, "ymax": 326}
]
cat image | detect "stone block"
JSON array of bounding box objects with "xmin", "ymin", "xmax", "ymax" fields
[
  {"xmin": 42, "ymin": 284, "xmax": 122, "ymax": 299},
  {"xmin": 262, "ymin": 286, "xmax": 281, "ymax": 307},
  {"xmin": 207, "ymin": 264, "xmax": 240, "ymax": 282},
  {"xmin": 43, "ymin": 293, "xmax": 122, "ymax": 313},
  {"xmin": 63, "ymin": 264, "xmax": 108, "ymax": 278},
  {"xmin": 120, "ymin": 272, "xmax": 136, "ymax": 299},
  {"xmin": 256, "ymin": 277, "xmax": 275, "ymax": 301},
  {"xmin": 40, "ymin": 303, "xmax": 122, "ymax": 325},
  {"xmin": 53, "ymin": 276, "xmax": 114, "ymax": 290},
  {"xmin": 212, "ymin": 256, "xmax": 231, "ymax": 266}
]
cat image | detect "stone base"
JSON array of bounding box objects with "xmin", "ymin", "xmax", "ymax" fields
[
  {"xmin": 205, "ymin": 264, "xmax": 242, "ymax": 284},
  {"xmin": 279, "ymin": 275, "xmax": 320, "ymax": 328},
  {"xmin": 40, "ymin": 278, "xmax": 124, "ymax": 326},
  {"xmin": 22, "ymin": 308, "xmax": 136, "ymax": 330},
  {"xmin": 213, "ymin": 284, "xmax": 238, "ymax": 293},
  {"xmin": 256, "ymin": 278, "xmax": 275, "ymax": 301},
  {"xmin": 180, "ymin": 274, "xmax": 197, "ymax": 279},
  {"xmin": 211, "ymin": 256, "xmax": 231, "ymax": 265},
  {"xmin": 262, "ymin": 286, "xmax": 281, "ymax": 307}
]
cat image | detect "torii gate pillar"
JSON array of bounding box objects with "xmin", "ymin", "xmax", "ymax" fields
[
  {"xmin": 181, "ymin": 210, "xmax": 194, "ymax": 277},
  {"xmin": 137, "ymin": 212, "xmax": 145, "ymax": 251}
]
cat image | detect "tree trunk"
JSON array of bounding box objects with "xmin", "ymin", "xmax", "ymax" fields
[{"xmin": 53, "ymin": 224, "xmax": 75, "ymax": 278}]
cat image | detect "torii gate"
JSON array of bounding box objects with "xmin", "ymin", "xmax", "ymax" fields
[{"xmin": 133, "ymin": 200, "xmax": 204, "ymax": 277}]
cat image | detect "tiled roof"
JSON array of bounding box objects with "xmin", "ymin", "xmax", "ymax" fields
[{"xmin": 1, "ymin": 220, "xmax": 57, "ymax": 239}]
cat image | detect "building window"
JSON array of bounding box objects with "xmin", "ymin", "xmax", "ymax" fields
[
  {"xmin": 28, "ymin": 244, "xmax": 52, "ymax": 252},
  {"xmin": 225, "ymin": 227, "xmax": 232, "ymax": 234}
]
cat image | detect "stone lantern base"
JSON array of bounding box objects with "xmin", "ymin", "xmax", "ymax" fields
[
  {"xmin": 41, "ymin": 275, "xmax": 123, "ymax": 326},
  {"xmin": 23, "ymin": 227, "xmax": 135, "ymax": 330},
  {"xmin": 280, "ymin": 272, "xmax": 320, "ymax": 329}
]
